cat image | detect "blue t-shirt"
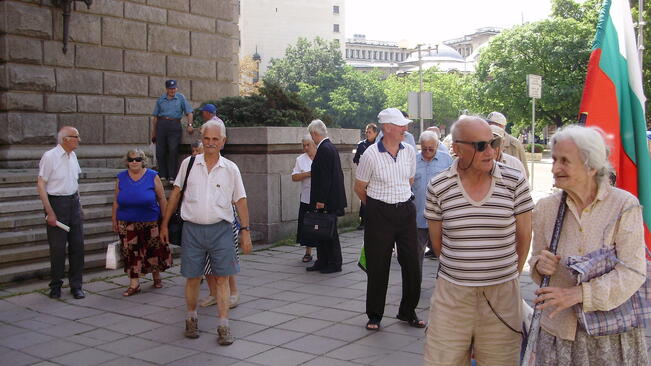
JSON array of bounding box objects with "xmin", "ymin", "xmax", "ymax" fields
[
  {"xmin": 116, "ymin": 169, "xmax": 160, "ymax": 222},
  {"xmin": 152, "ymin": 93, "xmax": 192, "ymax": 119}
]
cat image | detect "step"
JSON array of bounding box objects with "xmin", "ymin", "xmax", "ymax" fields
[
  {"xmin": 0, "ymin": 235, "xmax": 117, "ymax": 265},
  {"xmin": 0, "ymin": 181, "xmax": 116, "ymax": 202},
  {"xmin": 0, "ymin": 252, "xmax": 108, "ymax": 283},
  {"xmin": 0, "ymin": 206, "xmax": 113, "ymax": 232},
  {"xmin": 0, "ymin": 221, "xmax": 114, "ymax": 247},
  {"xmin": 0, "ymin": 193, "xmax": 114, "ymax": 216},
  {"xmin": 0, "ymin": 168, "xmax": 122, "ymax": 186}
]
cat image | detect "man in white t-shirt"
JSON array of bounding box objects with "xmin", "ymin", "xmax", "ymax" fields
[{"xmin": 37, "ymin": 126, "xmax": 85, "ymax": 300}]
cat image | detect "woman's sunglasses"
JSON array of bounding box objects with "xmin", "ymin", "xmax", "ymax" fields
[
  {"xmin": 127, "ymin": 157, "xmax": 144, "ymax": 162},
  {"xmin": 454, "ymin": 138, "xmax": 501, "ymax": 152}
]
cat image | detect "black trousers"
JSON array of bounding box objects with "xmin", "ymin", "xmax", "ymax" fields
[
  {"xmin": 364, "ymin": 196, "xmax": 421, "ymax": 322},
  {"xmin": 47, "ymin": 194, "xmax": 84, "ymax": 289},
  {"xmin": 359, "ymin": 202, "xmax": 366, "ymax": 225},
  {"xmin": 155, "ymin": 118, "xmax": 182, "ymax": 179},
  {"xmin": 313, "ymin": 216, "xmax": 342, "ymax": 270}
]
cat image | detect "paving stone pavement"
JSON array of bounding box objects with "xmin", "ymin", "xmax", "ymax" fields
[{"xmin": 2, "ymin": 160, "xmax": 651, "ymax": 365}]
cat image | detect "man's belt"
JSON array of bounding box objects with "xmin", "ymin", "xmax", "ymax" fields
[
  {"xmin": 48, "ymin": 192, "xmax": 79, "ymax": 200},
  {"xmin": 158, "ymin": 116, "xmax": 182, "ymax": 121},
  {"xmin": 369, "ymin": 195, "xmax": 415, "ymax": 208}
]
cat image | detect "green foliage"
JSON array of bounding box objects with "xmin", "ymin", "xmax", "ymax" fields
[
  {"xmin": 264, "ymin": 37, "xmax": 386, "ymax": 129},
  {"xmin": 382, "ymin": 68, "xmax": 473, "ymax": 130},
  {"xmin": 472, "ymin": 18, "xmax": 593, "ymax": 132},
  {"xmin": 551, "ymin": 0, "xmax": 601, "ymax": 26},
  {"xmin": 526, "ymin": 143, "xmax": 546, "ymax": 153},
  {"xmin": 192, "ymin": 81, "xmax": 322, "ymax": 127}
]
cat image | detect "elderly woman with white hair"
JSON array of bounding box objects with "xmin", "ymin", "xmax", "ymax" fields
[
  {"xmin": 112, "ymin": 149, "xmax": 171, "ymax": 296},
  {"xmin": 292, "ymin": 134, "xmax": 317, "ymax": 262},
  {"xmin": 529, "ymin": 125, "xmax": 648, "ymax": 365}
]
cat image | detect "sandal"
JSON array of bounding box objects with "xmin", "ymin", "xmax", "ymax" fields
[
  {"xmin": 396, "ymin": 314, "xmax": 427, "ymax": 328},
  {"xmin": 153, "ymin": 278, "xmax": 163, "ymax": 288},
  {"xmin": 366, "ymin": 319, "xmax": 381, "ymax": 331},
  {"xmin": 122, "ymin": 285, "xmax": 141, "ymax": 297},
  {"xmin": 302, "ymin": 254, "xmax": 313, "ymax": 263}
]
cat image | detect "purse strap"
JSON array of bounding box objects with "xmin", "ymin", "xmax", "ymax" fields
[{"xmin": 177, "ymin": 155, "xmax": 196, "ymax": 213}]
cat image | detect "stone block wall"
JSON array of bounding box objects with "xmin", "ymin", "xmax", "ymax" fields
[
  {"xmin": 0, "ymin": 0, "xmax": 240, "ymax": 168},
  {"xmin": 222, "ymin": 127, "xmax": 361, "ymax": 244}
]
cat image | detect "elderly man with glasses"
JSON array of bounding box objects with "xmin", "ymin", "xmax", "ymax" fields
[
  {"xmin": 37, "ymin": 126, "xmax": 86, "ymax": 300},
  {"xmin": 412, "ymin": 130, "xmax": 452, "ymax": 264},
  {"xmin": 422, "ymin": 116, "xmax": 533, "ymax": 365}
]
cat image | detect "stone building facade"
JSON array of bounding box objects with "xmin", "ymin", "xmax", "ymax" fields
[{"xmin": 0, "ymin": 0, "xmax": 240, "ymax": 168}]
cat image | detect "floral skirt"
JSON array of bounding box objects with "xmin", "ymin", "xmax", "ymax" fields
[
  {"xmin": 118, "ymin": 220, "xmax": 172, "ymax": 279},
  {"xmin": 535, "ymin": 326, "xmax": 648, "ymax": 366}
]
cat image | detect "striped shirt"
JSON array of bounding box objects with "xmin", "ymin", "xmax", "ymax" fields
[
  {"xmin": 356, "ymin": 138, "xmax": 416, "ymax": 204},
  {"xmin": 425, "ymin": 160, "xmax": 534, "ymax": 286}
]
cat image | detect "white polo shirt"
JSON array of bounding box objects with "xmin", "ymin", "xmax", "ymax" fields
[
  {"xmin": 38, "ymin": 145, "xmax": 81, "ymax": 196},
  {"xmin": 174, "ymin": 154, "xmax": 246, "ymax": 225},
  {"xmin": 356, "ymin": 138, "xmax": 416, "ymax": 204},
  {"xmin": 292, "ymin": 153, "xmax": 312, "ymax": 204}
]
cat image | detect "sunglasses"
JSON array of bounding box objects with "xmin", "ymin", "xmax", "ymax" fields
[
  {"xmin": 127, "ymin": 157, "xmax": 144, "ymax": 162},
  {"xmin": 455, "ymin": 138, "xmax": 501, "ymax": 152}
]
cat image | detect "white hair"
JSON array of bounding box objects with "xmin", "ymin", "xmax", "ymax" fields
[
  {"xmin": 301, "ymin": 134, "xmax": 314, "ymax": 143},
  {"xmin": 57, "ymin": 126, "xmax": 75, "ymax": 144},
  {"xmin": 419, "ymin": 130, "xmax": 439, "ymax": 144},
  {"xmin": 307, "ymin": 119, "xmax": 327, "ymax": 137},
  {"xmin": 550, "ymin": 124, "xmax": 612, "ymax": 185},
  {"xmin": 200, "ymin": 120, "xmax": 226, "ymax": 138}
]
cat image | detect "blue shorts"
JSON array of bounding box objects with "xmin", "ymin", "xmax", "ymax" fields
[{"xmin": 181, "ymin": 221, "xmax": 240, "ymax": 278}]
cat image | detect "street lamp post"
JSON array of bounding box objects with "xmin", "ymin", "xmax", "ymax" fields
[{"xmin": 417, "ymin": 44, "xmax": 424, "ymax": 135}]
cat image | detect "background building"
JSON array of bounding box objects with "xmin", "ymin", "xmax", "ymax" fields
[
  {"xmin": 240, "ymin": 0, "xmax": 345, "ymax": 76},
  {"xmin": 0, "ymin": 0, "xmax": 241, "ymax": 169}
]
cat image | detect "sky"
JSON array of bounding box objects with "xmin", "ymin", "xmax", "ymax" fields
[{"xmin": 345, "ymin": 0, "xmax": 554, "ymax": 44}]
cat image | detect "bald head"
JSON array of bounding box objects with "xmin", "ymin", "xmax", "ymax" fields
[{"xmin": 450, "ymin": 116, "xmax": 490, "ymax": 142}]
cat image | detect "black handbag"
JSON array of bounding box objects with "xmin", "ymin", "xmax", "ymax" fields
[
  {"xmin": 300, "ymin": 210, "xmax": 337, "ymax": 244},
  {"xmin": 168, "ymin": 156, "xmax": 195, "ymax": 246}
]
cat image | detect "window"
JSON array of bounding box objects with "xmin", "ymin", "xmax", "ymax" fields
[
  {"xmin": 333, "ymin": 24, "xmax": 340, "ymax": 33},
  {"xmin": 333, "ymin": 5, "xmax": 340, "ymax": 14},
  {"xmin": 356, "ymin": 49, "xmax": 360, "ymax": 58},
  {"xmin": 373, "ymin": 51, "xmax": 377, "ymax": 60}
]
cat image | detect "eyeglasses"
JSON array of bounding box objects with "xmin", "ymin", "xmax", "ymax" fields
[
  {"xmin": 127, "ymin": 157, "xmax": 144, "ymax": 162},
  {"xmin": 454, "ymin": 138, "xmax": 501, "ymax": 152},
  {"xmin": 421, "ymin": 147, "xmax": 437, "ymax": 152},
  {"xmin": 65, "ymin": 135, "xmax": 80, "ymax": 139}
]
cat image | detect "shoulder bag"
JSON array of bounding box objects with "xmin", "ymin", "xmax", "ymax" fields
[
  {"xmin": 300, "ymin": 209, "xmax": 337, "ymax": 245},
  {"xmin": 168, "ymin": 156, "xmax": 195, "ymax": 246}
]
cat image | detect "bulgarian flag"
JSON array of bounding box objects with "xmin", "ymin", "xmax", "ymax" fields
[{"xmin": 579, "ymin": 0, "xmax": 651, "ymax": 248}]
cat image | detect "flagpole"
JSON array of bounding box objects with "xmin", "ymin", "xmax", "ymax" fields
[{"xmin": 640, "ymin": 0, "xmax": 645, "ymax": 68}]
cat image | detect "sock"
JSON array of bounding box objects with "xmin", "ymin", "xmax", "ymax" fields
[
  {"xmin": 186, "ymin": 310, "xmax": 197, "ymax": 320},
  {"xmin": 219, "ymin": 318, "xmax": 229, "ymax": 327}
]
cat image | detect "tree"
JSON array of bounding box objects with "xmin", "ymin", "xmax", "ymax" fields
[
  {"xmin": 327, "ymin": 67, "xmax": 386, "ymax": 129},
  {"xmin": 472, "ymin": 18, "xmax": 594, "ymax": 133}
]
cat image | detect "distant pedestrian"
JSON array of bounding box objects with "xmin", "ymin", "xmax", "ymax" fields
[
  {"xmin": 486, "ymin": 111, "xmax": 529, "ymax": 177},
  {"xmin": 412, "ymin": 130, "xmax": 452, "ymax": 264},
  {"xmin": 160, "ymin": 120, "xmax": 252, "ymax": 345},
  {"xmin": 151, "ymin": 79, "xmax": 194, "ymax": 181},
  {"xmin": 423, "ymin": 116, "xmax": 533, "ymax": 365},
  {"xmin": 36, "ymin": 126, "xmax": 85, "ymax": 299},
  {"xmin": 354, "ymin": 108, "xmax": 424, "ymax": 331},
  {"xmin": 489, "ymin": 125, "xmax": 528, "ymax": 179},
  {"xmin": 305, "ymin": 120, "xmax": 347, "ymax": 274},
  {"xmin": 353, "ymin": 123, "xmax": 379, "ymax": 230},
  {"xmin": 292, "ymin": 135, "xmax": 317, "ymax": 263},
  {"xmin": 111, "ymin": 149, "xmax": 171, "ymax": 296}
]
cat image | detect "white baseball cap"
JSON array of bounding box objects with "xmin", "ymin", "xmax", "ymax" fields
[
  {"xmin": 378, "ymin": 108, "xmax": 412, "ymax": 126},
  {"xmin": 486, "ymin": 111, "xmax": 507, "ymax": 127}
]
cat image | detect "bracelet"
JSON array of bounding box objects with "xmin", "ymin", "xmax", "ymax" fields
[{"xmin": 239, "ymin": 226, "xmax": 250, "ymax": 231}]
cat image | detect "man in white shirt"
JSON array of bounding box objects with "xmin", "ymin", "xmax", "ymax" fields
[
  {"xmin": 37, "ymin": 126, "xmax": 85, "ymax": 300},
  {"xmin": 489, "ymin": 125, "xmax": 528, "ymax": 180},
  {"xmin": 354, "ymin": 108, "xmax": 425, "ymax": 331},
  {"xmin": 160, "ymin": 120, "xmax": 252, "ymax": 346}
]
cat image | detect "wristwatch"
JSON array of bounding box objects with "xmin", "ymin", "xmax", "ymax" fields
[{"xmin": 239, "ymin": 226, "xmax": 250, "ymax": 232}]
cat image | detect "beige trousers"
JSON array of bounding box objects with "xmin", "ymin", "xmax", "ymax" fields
[{"xmin": 423, "ymin": 278, "xmax": 522, "ymax": 366}]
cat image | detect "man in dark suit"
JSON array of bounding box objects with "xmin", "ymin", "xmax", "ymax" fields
[{"xmin": 306, "ymin": 119, "xmax": 347, "ymax": 274}]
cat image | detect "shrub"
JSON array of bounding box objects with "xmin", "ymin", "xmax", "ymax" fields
[{"xmin": 526, "ymin": 143, "xmax": 545, "ymax": 153}]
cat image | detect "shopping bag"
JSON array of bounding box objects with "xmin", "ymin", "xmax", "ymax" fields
[
  {"xmin": 358, "ymin": 245, "xmax": 367, "ymax": 273},
  {"xmin": 105, "ymin": 241, "xmax": 120, "ymax": 270}
]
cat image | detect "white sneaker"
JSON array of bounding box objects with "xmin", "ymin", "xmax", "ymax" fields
[
  {"xmin": 229, "ymin": 293, "xmax": 239, "ymax": 309},
  {"xmin": 200, "ymin": 295, "xmax": 217, "ymax": 307}
]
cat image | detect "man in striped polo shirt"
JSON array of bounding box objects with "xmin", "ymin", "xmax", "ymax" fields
[
  {"xmin": 422, "ymin": 116, "xmax": 533, "ymax": 365},
  {"xmin": 354, "ymin": 108, "xmax": 424, "ymax": 331}
]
